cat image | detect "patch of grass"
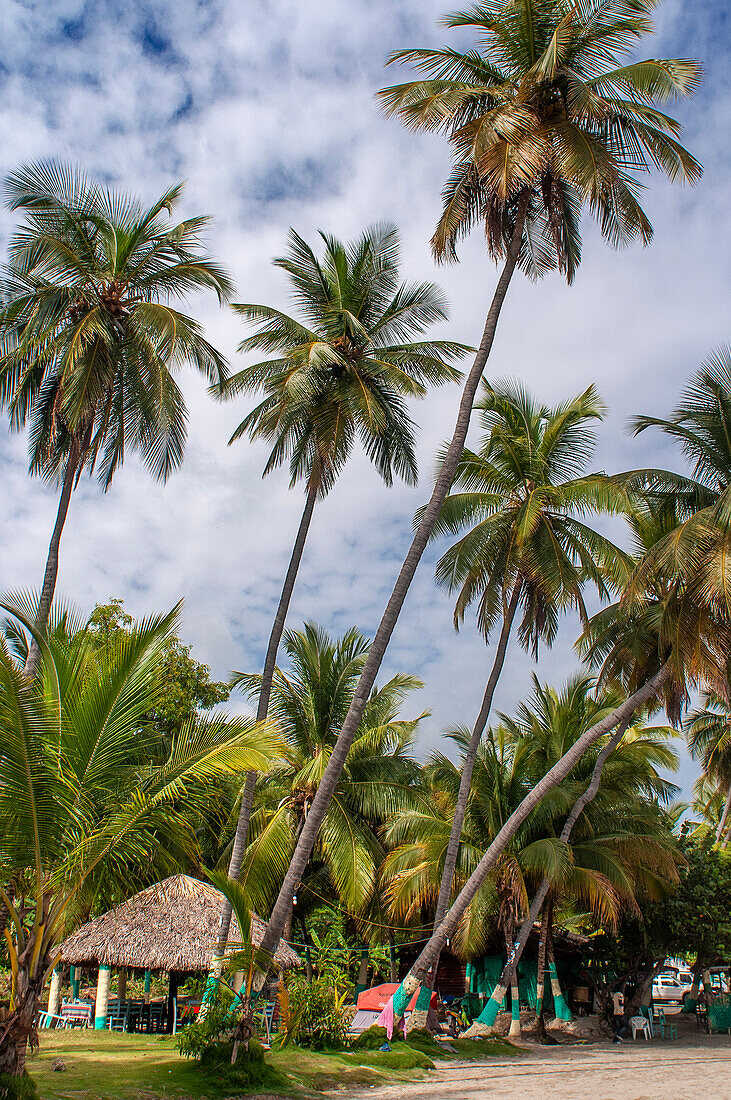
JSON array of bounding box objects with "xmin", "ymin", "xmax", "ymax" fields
[
  {"xmin": 30, "ymin": 1030, "xmax": 434, "ymax": 1099},
  {"xmin": 447, "ymin": 1036, "xmax": 524, "ymax": 1059},
  {"xmin": 29, "ymin": 1026, "xmax": 522, "ymax": 1098}
]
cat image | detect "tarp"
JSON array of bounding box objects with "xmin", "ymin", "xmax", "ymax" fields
[{"xmin": 356, "ymin": 983, "xmax": 438, "ymax": 1013}]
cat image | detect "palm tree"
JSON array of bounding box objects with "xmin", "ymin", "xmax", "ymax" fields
[
  {"xmin": 0, "ymin": 161, "xmax": 232, "ymax": 678},
  {"xmin": 686, "ymin": 690, "xmax": 731, "ymax": 845},
  {"xmin": 383, "ymin": 677, "xmax": 678, "ymax": 1032},
  {"xmin": 384, "ymin": 487, "xmax": 731, "ymax": 1008},
  {"xmin": 254, "ymin": 0, "xmax": 702, "ymax": 965},
  {"xmin": 425, "ymin": 379, "xmax": 629, "ymax": 943},
  {"xmin": 230, "ymin": 623, "xmax": 428, "ymax": 928},
  {"xmin": 216, "ymin": 225, "xmax": 466, "ymax": 937},
  {"xmin": 629, "ymin": 347, "xmax": 731, "ymax": 620},
  {"xmin": 0, "ymin": 599, "xmax": 277, "ymax": 1081},
  {"xmin": 472, "ymin": 673, "xmax": 680, "ymax": 1029}
]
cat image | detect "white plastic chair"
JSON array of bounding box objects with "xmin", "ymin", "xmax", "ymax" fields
[{"xmin": 630, "ymin": 1015, "xmax": 651, "ymax": 1040}]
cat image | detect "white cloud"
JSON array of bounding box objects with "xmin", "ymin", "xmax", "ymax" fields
[{"xmin": 0, "ymin": 0, "xmax": 727, "ymax": 805}]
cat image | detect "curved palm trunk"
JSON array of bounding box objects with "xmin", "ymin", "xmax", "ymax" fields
[
  {"xmin": 216, "ymin": 482, "xmax": 318, "ymax": 957},
  {"xmin": 427, "ymin": 583, "xmax": 522, "ymax": 990},
  {"xmin": 397, "ymin": 666, "xmax": 669, "ymax": 994},
  {"xmin": 714, "ymin": 783, "xmax": 731, "ymax": 844},
  {"xmin": 463, "ymin": 712, "xmax": 635, "ymax": 1027},
  {"xmin": 23, "ymin": 451, "xmax": 79, "ymax": 680},
  {"xmin": 255, "ymin": 195, "xmax": 531, "ymax": 965}
]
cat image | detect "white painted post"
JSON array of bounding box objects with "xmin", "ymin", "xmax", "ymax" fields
[
  {"xmin": 94, "ymin": 964, "xmax": 111, "ymax": 1029},
  {"xmin": 48, "ymin": 967, "xmax": 62, "ymax": 1017}
]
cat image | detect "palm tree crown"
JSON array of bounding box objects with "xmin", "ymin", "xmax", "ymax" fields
[
  {"xmin": 222, "ymin": 223, "xmax": 469, "ymax": 494},
  {"xmin": 232, "ymin": 623, "xmax": 428, "ymax": 914},
  {"xmin": 0, "ymin": 160, "xmax": 232, "ymax": 488},
  {"xmin": 430, "ymin": 379, "xmax": 628, "ymax": 651},
  {"xmin": 379, "ymin": 0, "xmax": 702, "ymax": 278}
]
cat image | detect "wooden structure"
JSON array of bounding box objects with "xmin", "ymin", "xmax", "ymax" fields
[{"xmin": 58, "ymin": 874, "xmax": 300, "ymax": 1030}]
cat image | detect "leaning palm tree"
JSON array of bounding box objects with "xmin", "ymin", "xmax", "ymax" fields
[
  {"xmin": 230, "ymin": 623, "xmax": 428, "ymax": 925},
  {"xmin": 0, "ymin": 599, "xmax": 277, "ymax": 1083},
  {"xmin": 686, "ymin": 690, "xmax": 731, "ymax": 845},
  {"xmin": 253, "ymin": 0, "xmax": 702, "ymax": 967},
  {"xmin": 379, "ymin": 489, "xmax": 731, "ymax": 1015},
  {"xmin": 425, "ymin": 379, "xmax": 629, "ymax": 944},
  {"xmin": 0, "ymin": 161, "xmax": 232, "ymax": 678},
  {"xmin": 215, "ymin": 225, "xmax": 466, "ymax": 942}
]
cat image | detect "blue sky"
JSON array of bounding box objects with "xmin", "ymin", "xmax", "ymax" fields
[{"xmin": 0, "ymin": 0, "xmax": 729, "ymax": 803}]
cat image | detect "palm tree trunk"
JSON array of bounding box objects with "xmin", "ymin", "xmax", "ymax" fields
[
  {"xmin": 461, "ymin": 712, "xmax": 635, "ymax": 1028},
  {"xmin": 396, "ymin": 666, "xmax": 669, "ymax": 992},
  {"xmin": 534, "ymin": 901, "xmax": 550, "ymax": 1039},
  {"xmin": 24, "ymin": 450, "xmax": 80, "ymax": 680},
  {"xmin": 216, "ymin": 482, "xmax": 318, "ymax": 956},
  {"xmin": 714, "ymin": 783, "xmax": 731, "ymax": 844},
  {"xmin": 256, "ymin": 193, "xmax": 531, "ymax": 963},
  {"xmin": 428, "ymin": 582, "xmax": 522, "ymax": 988}
]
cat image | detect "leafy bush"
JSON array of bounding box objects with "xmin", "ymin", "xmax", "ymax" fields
[
  {"xmin": 0, "ymin": 1072, "xmax": 39, "ymax": 1100},
  {"xmin": 289, "ymin": 977, "xmax": 352, "ymax": 1050},
  {"xmin": 351, "ymin": 1024, "xmax": 404, "ymax": 1049},
  {"xmin": 357, "ymin": 1043, "xmax": 434, "ymax": 1070},
  {"xmin": 402, "ymin": 1026, "xmax": 441, "ymax": 1055},
  {"xmin": 175, "ymin": 1000, "xmax": 238, "ymax": 1060}
]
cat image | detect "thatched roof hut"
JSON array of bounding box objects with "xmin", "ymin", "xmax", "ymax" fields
[{"xmin": 59, "ymin": 874, "xmax": 300, "ymax": 972}]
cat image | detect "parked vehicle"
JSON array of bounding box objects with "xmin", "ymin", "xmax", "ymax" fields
[{"xmin": 652, "ymin": 973, "xmax": 693, "ymax": 1004}]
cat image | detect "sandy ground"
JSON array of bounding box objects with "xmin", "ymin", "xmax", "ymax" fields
[{"xmin": 342, "ymin": 1034, "xmax": 731, "ymax": 1100}]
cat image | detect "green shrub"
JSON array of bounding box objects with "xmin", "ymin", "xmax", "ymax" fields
[
  {"xmin": 403, "ymin": 1026, "xmax": 441, "ymax": 1055},
  {"xmin": 356, "ymin": 1043, "xmax": 434, "ymax": 1070},
  {"xmin": 0, "ymin": 1072, "xmax": 39, "ymax": 1100},
  {"xmin": 175, "ymin": 1001, "xmax": 238, "ymax": 1060},
  {"xmin": 351, "ymin": 1024, "xmax": 404, "ymax": 1049},
  {"xmin": 289, "ymin": 977, "xmax": 352, "ymax": 1050}
]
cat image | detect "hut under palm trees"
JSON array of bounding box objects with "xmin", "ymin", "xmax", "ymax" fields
[{"xmin": 57, "ymin": 874, "xmax": 300, "ymax": 1030}]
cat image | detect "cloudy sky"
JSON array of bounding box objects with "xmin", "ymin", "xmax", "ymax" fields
[{"xmin": 0, "ymin": 0, "xmax": 728, "ymax": 801}]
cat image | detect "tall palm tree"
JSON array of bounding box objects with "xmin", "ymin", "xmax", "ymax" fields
[
  {"xmin": 230, "ymin": 623, "xmax": 428, "ymax": 927},
  {"xmin": 254, "ymin": 0, "xmax": 702, "ymax": 967},
  {"xmin": 686, "ymin": 690, "xmax": 731, "ymax": 845},
  {"xmin": 426, "ymin": 379, "xmax": 629, "ymax": 943},
  {"xmin": 383, "ymin": 677, "xmax": 678, "ymax": 1032},
  {"xmin": 0, "ymin": 598, "xmax": 277, "ymax": 1081},
  {"xmin": 384, "ymin": 489, "xmax": 731, "ymax": 1009},
  {"xmin": 216, "ymin": 226, "xmax": 466, "ymax": 941},
  {"xmin": 0, "ymin": 161, "xmax": 233, "ymax": 678}
]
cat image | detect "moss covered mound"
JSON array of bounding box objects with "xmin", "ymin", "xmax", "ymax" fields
[{"xmin": 351, "ymin": 1025, "xmax": 404, "ymax": 1049}]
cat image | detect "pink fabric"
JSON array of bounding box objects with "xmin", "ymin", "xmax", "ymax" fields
[{"xmin": 376, "ymin": 996, "xmax": 396, "ymax": 1039}]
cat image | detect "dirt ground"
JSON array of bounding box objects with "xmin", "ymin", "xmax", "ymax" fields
[{"xmin": 342, "ymin": 1027, "xmax": 731, "ymax": 1100}]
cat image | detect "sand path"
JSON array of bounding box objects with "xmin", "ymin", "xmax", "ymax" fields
[{"xmin": 342, "ymin": 1037, "xmax": 731, "ymax": 1099}]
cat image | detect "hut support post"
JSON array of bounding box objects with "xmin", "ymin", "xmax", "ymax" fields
[
  {"xmin": 70, "ymin": 965, "xmax": 80, "ymax": 1000},
  {"xmin": 389, "ymin": 944, "xmax": 397, "ymax": 984},
  {"xmin": 144, "ymin": 969, "xmax": 151, "ymax": 1005},
  {"xmin": 118, "ymin": 968, "xmax": 127, "ymax": 1001},
  {"xmin": 94, "ymin": 964, "xmax": 111, "ymax": 1029},
  {"xmin": 48, "ymin": 966, "xmax": 62, "ymax": 1017},
  {"xmin": 232, "ymin": 971, "xmax": 244, "ymax": 995},
  {"xmin": 167, "ymin": 971, "xmax": 180, "ymax": 1035}
]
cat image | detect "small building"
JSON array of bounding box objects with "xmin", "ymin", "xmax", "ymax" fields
[{"xmin": 57, "ymin": 874, "xmax": 300, "ymax": 1030}]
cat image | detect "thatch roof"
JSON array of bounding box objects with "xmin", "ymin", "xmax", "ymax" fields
[{"xmin": 59, "ymin": 874, "xmax": 300, "ymax": 972}]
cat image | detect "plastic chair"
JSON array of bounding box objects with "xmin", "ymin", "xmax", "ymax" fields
[
  {"xmin": 630, "ymin": 1015, "xmax": 651, "ymax": 1040},
  {"xmin": 654, "ymin": 1007, "xmax": 678, "ymax": 1039}
]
